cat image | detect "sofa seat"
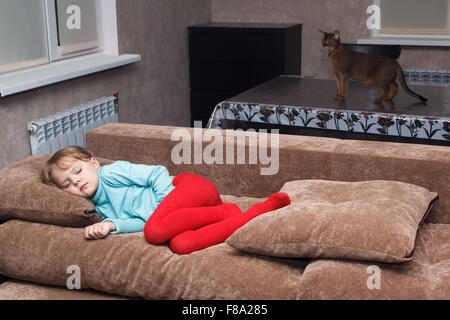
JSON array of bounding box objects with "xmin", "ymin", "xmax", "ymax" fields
[
  {"xmin": 1, "ymin": 219, "xmax": 449, "ymax": 300},
  {"xmin": 0, "ymin": 279, "xmax": 132, "ymax": 300},
  {"xmin": 0, "ymin": 218, "xmax": 307, "ymax": 300},
  {"xmin": 297, "ymin": 223, "xmax": 450, "ymax": 299}
]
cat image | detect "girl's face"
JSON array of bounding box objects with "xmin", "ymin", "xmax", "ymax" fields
[{"xmin": 50, "ymin": 156, "xmax": 100, "ymax": 198}]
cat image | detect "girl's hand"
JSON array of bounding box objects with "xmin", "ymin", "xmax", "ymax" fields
[{"xmin": 84, "ymin": 222, "xmax": 116, "ymax": 240}]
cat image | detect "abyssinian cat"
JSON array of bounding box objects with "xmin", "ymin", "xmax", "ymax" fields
[{"xmin": 319, "ymin": 29, "xmax": 427, "ymax": 103}]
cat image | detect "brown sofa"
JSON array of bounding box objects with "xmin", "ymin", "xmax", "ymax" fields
[{"xmin": 0, "ymin": 123, "xmax": 449, "ymax": 300}]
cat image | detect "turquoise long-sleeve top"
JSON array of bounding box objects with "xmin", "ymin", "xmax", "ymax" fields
[{"xmin": 90, "ymin": 161, "xmax": 175, "ymax": 234}]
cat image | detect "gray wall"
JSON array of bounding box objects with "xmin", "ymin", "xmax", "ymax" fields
[
  {"xmin": 1, "ymin": 0, "xmax": 449, "ymax": 169},
  {"xmin": 211, "ymin": 0, "xmax": 450, "ymax": 76},
  {"xmin": 0, "ymin": 0, "xmax": 210, "ymax": 169}
]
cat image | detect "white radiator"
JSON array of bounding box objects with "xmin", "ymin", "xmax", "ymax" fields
[{"xmin": 27, "ymin": 95, "xmax": 118, "ymax": 155}]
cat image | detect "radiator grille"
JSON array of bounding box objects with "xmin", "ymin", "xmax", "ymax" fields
[{"xmin": 27, "ymin": 96, "xmax": 118, "ymax": 155}]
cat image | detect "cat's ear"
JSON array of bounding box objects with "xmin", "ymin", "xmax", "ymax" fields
[
  {"xmin": 319, "ymin": 29, "xmax": 325, "ymax": 34},
  {"xmin": 333, "ymin": 30, "xmax": 340, "ymax": 39}
]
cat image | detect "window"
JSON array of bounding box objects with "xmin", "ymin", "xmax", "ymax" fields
[
  {"xmin": 375, "ymin": 0, "xmax": 450, "ymax": 37},
  {"xmin": 0, "ymin": 0, "xmax": 49, "ymax": 74},
  {"xmin": 50, "ymin": 0, "xmax": 102, "ymax": 60},
  {"xmin": 359, "ymin": 0, "xmax": 450, "ymax": 46},
  {"xmin": 0, "ymin": 0, "xmax": 110, "ymax": 74},
  {"xmin": 0, "ymin": 0, "xmax": 139, "ymax": 97}
]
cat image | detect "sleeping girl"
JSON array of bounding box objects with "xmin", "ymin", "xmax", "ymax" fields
[{"xmin": 40, "ymin": 146, "xmax": 290, "ymax": 255}]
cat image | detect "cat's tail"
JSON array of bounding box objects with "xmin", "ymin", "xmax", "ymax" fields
[{"xmin": 396, "ymin": 65, "xmax": 428, "ymax": 102}]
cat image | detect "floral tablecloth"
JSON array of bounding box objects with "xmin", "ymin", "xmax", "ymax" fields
[{"xmin": 207, "ymin": 76, "xmax": 450, "ymax": 143}]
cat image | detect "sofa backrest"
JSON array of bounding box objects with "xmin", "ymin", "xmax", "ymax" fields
[{"xmin": 86, "ymin": 123, "xmax": 450, "ymax": 224}]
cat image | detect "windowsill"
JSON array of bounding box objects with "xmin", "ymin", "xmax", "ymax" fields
[
  {"xmin": 0, "ymin": 53, "xmax": 141, "ymax": 97},
  {"xmin": 357, "ymin": 37, "xmax": 450, "ymax": 47}
]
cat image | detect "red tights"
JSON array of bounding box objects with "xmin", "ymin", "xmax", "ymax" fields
[{"xmin": 144, "ymin": 173, "xmax": 290, "ymax": 255}]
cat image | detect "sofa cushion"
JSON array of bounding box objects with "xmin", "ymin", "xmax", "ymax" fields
[
  {"xmin": 0, "ymin": 279, "xmax": 134, "ymax": 300},
  {"xmin": 296, "ymin": 223, "xmax": 450, "ymax": 299},
  {"xmin": 86, "ymin": 123, "xmax": 450, "ymax": 224},
  {"xmin": 0, "ymin": 219, "xmax": 306, "ymax": 300},
  {"xmin": 226, "ymin": 180, "xmax": 438, "ymax": 263},
  {"xmin": 0, "ymin": 155, "xmax": 112, "ymax": 227},
  {"xmin": 220, "ymin": 194, "xmax": 265, "ymax": 212}
]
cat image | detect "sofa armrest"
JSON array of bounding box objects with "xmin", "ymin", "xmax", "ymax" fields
[{"xmin": 86, "ymin": 123, "xmax": 450, "ymax": 224}]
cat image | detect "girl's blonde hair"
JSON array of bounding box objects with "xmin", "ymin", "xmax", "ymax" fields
[{"xmin": 40, "ymin": 146, "xmax": 95, "ymax": 186}]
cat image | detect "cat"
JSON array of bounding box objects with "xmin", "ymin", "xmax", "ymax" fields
[{"xmin": 319, "ymin": 29, "xmax": 427, "ymax": 103}]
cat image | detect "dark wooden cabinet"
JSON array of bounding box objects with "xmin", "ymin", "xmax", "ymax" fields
[{"xmin": 188, "ymin": 23, "xmax": 302, "ymax": 127}]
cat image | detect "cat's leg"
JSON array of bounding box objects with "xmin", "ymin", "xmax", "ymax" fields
[
  {"xmin": 334, "ymin": 76, "xmax": 345, "ymax": 101},
  {"xmin": 373, "ymin": 86, "xmax": 389, "ymax": 103},
  {"xmin": 386, "ymin": 81, "xmax": 398, "ymax": 100},
  {"xmin": 341, "ymin": 78, "xmax": 350, "ymax": 99}
]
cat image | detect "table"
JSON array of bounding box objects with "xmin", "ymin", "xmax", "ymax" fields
[{"xmin": 207, "ymin": 75, "xmax": 450, "ymax": 146}]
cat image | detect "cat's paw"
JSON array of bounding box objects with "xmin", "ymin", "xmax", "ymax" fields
[
  {"xmin": 373, "ymin": 97, "xmax": 383, "ymax": 103},
  {"xmin": 334, "ymin": 94, "xmax": 345, "ymax": 101}
]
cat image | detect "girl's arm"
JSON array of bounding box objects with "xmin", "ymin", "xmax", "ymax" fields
[
  {"xmin": 102, "ymin": 217, "xmax": 146, "ymax": 234},
  {"xmin": 84, "ymin": 221, "xmax": 116, "ymax": 239}
]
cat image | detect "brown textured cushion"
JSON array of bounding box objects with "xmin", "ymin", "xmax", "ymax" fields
[
  {"xmin": 0, "ymin": 155, "xmax": 113, "ymax": 227},
  {"xmin": 0, "ymin": 279, "xmax": 135, "ymax": 300},
  {"xmin": 297, "ymin": 223, "xmax": 450, "ymax": 299},
  {"xmin": 226, "ymin": 180, "xmax": 439, "ymax": 263},
  {"xmin": 0, "ymin": 219, "xmax": 306, "ymax": 300},
  {"xmin": 220, "ymin": 194, "xmax": 265, "ymax": 212}
]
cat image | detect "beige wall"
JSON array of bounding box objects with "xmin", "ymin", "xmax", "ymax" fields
[
  {"xmin": 211, "ymin": 0, "xmax": 450, "ymax": 76},
  {"xmin": 0, "ymin": 0, "xmax": 210, "ymax": 169}
]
